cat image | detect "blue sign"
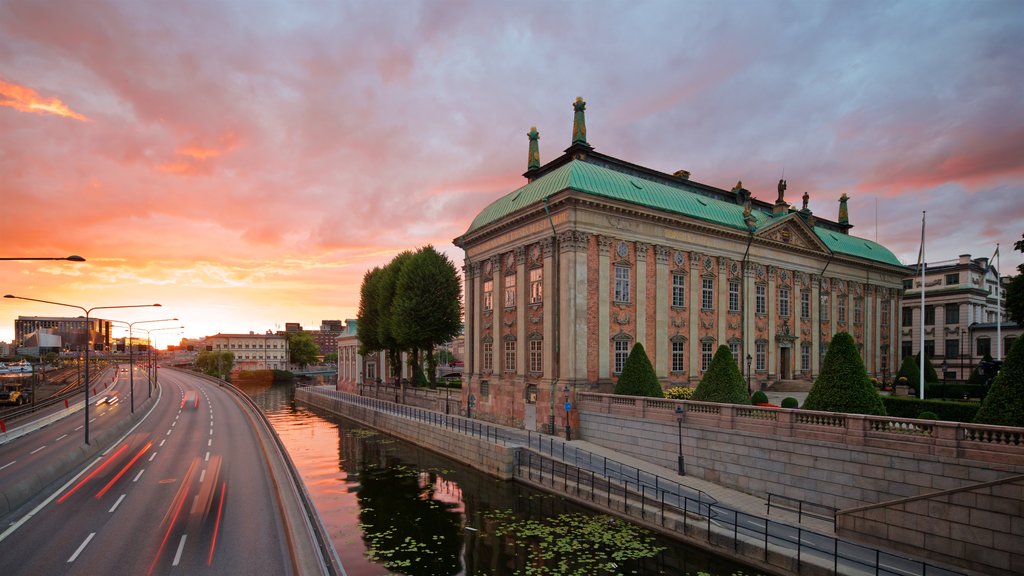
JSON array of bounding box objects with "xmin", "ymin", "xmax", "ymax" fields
[{"xmin": 564, "ymin": 402, "xmax": 572, "ymax": 411}]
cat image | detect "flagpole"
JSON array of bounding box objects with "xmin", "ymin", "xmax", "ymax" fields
[
  {"xmin": 996, "ymin": 243, "xmax": 1001, "ymax": 361},
  {"xmin": 919, "ymin": 211, "xmax": 926, "ymax": 400}
]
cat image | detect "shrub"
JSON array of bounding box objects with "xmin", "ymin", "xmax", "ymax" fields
[
  {"xmin": 974, "ymin": 337, "xmax": 1024, "ymax": 426},
  {"xmin": 881, "ymin": 397, "xmax": 979, "ymax": 422},
  {"xmin": 664, "ymin": 386, "xmax": 694, "ymax": 400},
  {"xmin": 895, "ymin": 355, "xmax": 920, "ymax": 388},
  {"xmin": 917, "ymin": 352, "xmax": 940, "ymax": 384},
  {"xmin": 781, "ymin": 397, "xmax": 799, "ymax": 409},
  {"xmin": 613, "ymin": 343, "xmax": 664, "ymax": 398},
  {"xmin": 751, "ymin": 390, "xmax": 769, "ymax": 404},
  {"xmin": 411, "ymin": 364, "xmax": 429, "ymax": 388},
  {"xmin": 693, "ymin": 345, "xmax": 750, "ymax": 405},
  {"xmin": 803, "ymin": 332, "xmax": 886, "ymax": 415},
  {"xmin": 917, "ymin": 411, "xmax": 939, "ymax": 420}
]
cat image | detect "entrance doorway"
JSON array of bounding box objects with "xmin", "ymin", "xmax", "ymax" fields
[{"xmin": 779, "ymin": 347, "xmax": 790, "ymax": 380}]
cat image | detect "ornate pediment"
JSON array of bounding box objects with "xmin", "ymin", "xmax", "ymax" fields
[{"xmin": 755, "ymin": 214, "xmax": 829, "ymax": 254}]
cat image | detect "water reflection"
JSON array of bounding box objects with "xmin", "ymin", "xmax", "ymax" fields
[{"xmin": 239, "ymin": 379, "xmax": 759, "ymax": 576}]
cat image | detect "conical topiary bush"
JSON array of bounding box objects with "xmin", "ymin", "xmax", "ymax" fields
[
  {"xmin": 613, "ymin": 342, "xmax": 663, "ymax": 398},
  {"xmin": 974, "ymin": 337, "xmax": 1024, "ymax": 427},
  {"xmin": 917, "ymin": 352, "xmax": 940, "ymax": 384},
  {"xmin": 803, "ymin": 332, "xmax": 886, "ymax": 415},
  {"xmin": 692, "ymin": 345, "xmax": 750, "ymax": 404}
]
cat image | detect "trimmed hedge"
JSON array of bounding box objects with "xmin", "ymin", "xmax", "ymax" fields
[
  {"xmin": 693, "ymin": 345, "xmax": 750, "ymax": 404},
  {"xmin": 804, "ymin": 332, "xmax": 886, "ymax": 415},
  {"xmin": 975, "ymin": 336, "xmax": 1024, "ymax": 426},
  {"xmin": 881, "ymin": 396, "xmax": 980, "ymax": 422},
  {"xmin": 895, "ymin": 355, "xmax": 920, "ymax": 388},
  {"xmin": 751, "ymin": 390, "xmax": 769, "ymax": 405},
  {"xmin": 614, "ymin": 342, "xmax": 664, "ymax": 398},
  {"xmin": 923, "ymin": 383, "xmax": 986, "ymax": 400},
  {"xmin": 781, "ymin": 397, "xmax": 799, "ymax": 409}
]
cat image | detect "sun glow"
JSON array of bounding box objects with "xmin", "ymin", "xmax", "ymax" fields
[{"xmin": 0, "ymin": 80, "xmax": 88, "ymax": 121}]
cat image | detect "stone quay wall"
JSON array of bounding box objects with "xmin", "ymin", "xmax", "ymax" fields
[{"xmin": 576, "ymin": 392, "xmax": 1024, "ymax": 576}]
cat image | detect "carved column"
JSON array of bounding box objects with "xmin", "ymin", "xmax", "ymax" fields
[
  {"xmin": 516, "ymin": 247, "xmax": 527, "ymax": 376},
  {"xmin": 688, "ymin": 253, "xmax": 701, "ymax": 379},
  {"xmin": 491, "ymin": 255, "xmax": 501, "ymax": 373},
  {"xmin": 465, "ymin": 260, "xmax": 477, "ymax": 381},
  {"xmin": 767, "ymin": 266, "xmax": 777, "ymax": 380},
  {"xmin": 541, "ymin": 239, "xmax": 554, "ymax": 381},
  {"xmin": 635, "ymin": 241, "xmax": 649, "ymax": 351},
  {"xmin": 864, "ymin": 284, "xmax": 874, "ymax": 375},
  {"xmin": 744, "ymin": 262, "xmax": 756, "ymax": 372},
  {"xmin": 560, "ymin": 231, "xmax": 589, "ymax": 383},
  {"xmin": 598, "ymin": 236, "xmax": 612, "ymax": 380},
  {"xmin": 717, "ymin": 258, "xmax": 728, "ymax": 349},
  {"xmin": 655, "ymin": 245, "xmax": 670, "ymax": 378},
  {"xmin": 811, "ymin": 275, "xmax": 821, "ymax": 377}
]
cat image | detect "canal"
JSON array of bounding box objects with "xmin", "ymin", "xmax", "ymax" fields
[{"xmin": 239, "ymin": 378, "xmax": 761, "ymax": 576}]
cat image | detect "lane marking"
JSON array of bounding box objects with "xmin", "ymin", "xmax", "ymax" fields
[
  {"xmin": 159, "ymin": 439, "xmax": 166, "ymax": 447},
  {"xmin": 172, "ymin": 534, "xmax": 187, "ymax": 566},
  {"xmin": 204, "ymin": 452, "xmax": 210, "ymax": 462},
  {"xmin": 0, "ymin": 461, "xmax": 15, "ymax": 471},
  {"xmin": 207, "ymin": 439, "xmax": 212, "ymax": 447},
  {"xmin": 89, "ymin": 418, "xmax": 96, "ymax": 423},
  {"xmin": 171, "ymin": 421, "xmax": 177, "ymax": 427},
  {"xmin": 30, "ymin": 446, "xmax": 46, "ymax": 455},
  {"xmin": 74, "ymin": 426, "xmax": 83, "ymax": 431},
  {"xmin": 68, "ymin": 532, "xmax": 96, "ymax": 562},
  {"xmin": 109, "ymin": 494, "xmax": 126, "ymax": 513},
  {"xmin": 200, "ymin": 469, "xmax": 206, "ymax": 483},
  {"xmin": 133, "ymin": 469, "xmax": 145, "ymax": 482},
  {"xmin": 209, "ymin": 428, "xmax": 213, "ymax": 436},
  {"xmin": 56, "ymin": 434, "xmax": 68, "ymax": 441},
  {"xmin": 166, "ymin": 430, "xmax": 172, "ymax": 436},
  {"xmin": 149, "ymin": 452, "xmax": 157, "ymax": 462}
]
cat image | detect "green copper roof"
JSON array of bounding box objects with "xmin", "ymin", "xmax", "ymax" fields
[{"xmin": 465, "ymin": 160, "xmax": 902, "ymax": 267}]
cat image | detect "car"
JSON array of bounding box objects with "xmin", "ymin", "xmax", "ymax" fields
[
  {"xmin": 181, "ymin": 391, "xmax": 199, "ymax": 409},
  {"xmin": 97, "ymin": 393, "xmax": 119, "ymax": 405},
  {"xmin": 120, "ymin": 367, "xmax": 128, "ymax": 373}
]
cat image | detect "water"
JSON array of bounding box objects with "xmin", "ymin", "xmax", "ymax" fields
[{"xmin": 240, "ymin": 378, "xmax": 761, "ymax": 576}]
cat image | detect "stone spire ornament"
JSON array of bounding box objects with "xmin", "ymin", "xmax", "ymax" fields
[
  {"xmin": 572, "ymin": 96, "xmax": 587, "ymax": 146},
  {"xmin": 838, "ymin": 193, "xmax": 850, "ymax": 225},
  {"xmin": 527, "ymin": 126, "xmax": 540, "ymax": 172}
]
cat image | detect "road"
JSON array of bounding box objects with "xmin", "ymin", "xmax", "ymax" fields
[{"xmin": 0, "ymin": 368, "xmax": 294, "ymax": 575}]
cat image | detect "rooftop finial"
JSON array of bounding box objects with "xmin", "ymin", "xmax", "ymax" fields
[
  {"xmin": 572, "ymin": 96, "xmax": 587, "ymax": 146},
  {"xmin": 527, "ymin": 126, "xmax": 540, "ymax": 172},
  {"xmin": 838, "ymin": 192, "xmax": 851, "ymax": 232}
]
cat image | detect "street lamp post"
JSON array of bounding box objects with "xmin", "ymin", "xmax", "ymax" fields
[
  {"xmin": 941, "ymin": 361, "xmax": 948, "ymax": 386},
  {"xmin": 746, "ymin": 353, "xmax": 753, "ymax": 397},
  {"xmin": 110, "ymin": 318, "xmax": 177, "ymax": 414},
  {"xmin": 675, "ymin": 405, "xmax": 686, "ymax": 475},
  {"xmin": 137, "ymin": 326, "xmax": 184, "ymax": 398},
  {"xmin": 961, "ymin": 328, "xmax": 967, "ymax": 382},
  {"xmin": 3, "ymin": 295, "xmax": 160, "ymax": 444}
]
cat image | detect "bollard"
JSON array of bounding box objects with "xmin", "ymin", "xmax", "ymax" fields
[
  {"xmin": 0, "ymin": 421, "xmax": 5, "ymax": 433},
  {"xmin": 65, "ymin": 399, "xmax": 69, "ymax": 408}
]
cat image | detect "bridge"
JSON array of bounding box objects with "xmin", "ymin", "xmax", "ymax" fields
[{"xmin": 0, "ymin": 366, "xmax": 343, "ymax": 575}]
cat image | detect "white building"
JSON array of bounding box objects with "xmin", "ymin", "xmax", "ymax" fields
[{"xmin": 205, "ymin": 332, "xmax": 290, "ymax": 371}]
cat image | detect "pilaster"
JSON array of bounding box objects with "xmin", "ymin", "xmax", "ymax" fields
[
  {"xmin": 598, "ymin": 236, "xmax": 612, "ymax": 380},
  {"xmin": 768, "ymin": 266, "xmax": 777, "ymax": 379},
  {"xmin": 688, "ymin": 252, "xmax": 701, "ymax": 378},
  {"xmin": 635, "ymin": 241, "xmax": 648, "ymax": 351},
  {"xmin": 654, "ymin": 245, "xmax": 670, "ymax": 378},
  {"xmin": 516, "ymin": 247, "xmax": 527, "ymax": 375},
  {"xmin": 811, "ymin": 276, "xmax": 821, "ymax": 376}
]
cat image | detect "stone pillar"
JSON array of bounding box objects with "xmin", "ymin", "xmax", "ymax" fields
[
  {"xmin": 688, "ymin": 253, "xmax": 701, "ymax": 379},
  {"xmin": 744, "ymin": 263, "xmax": 756, "ymax": 372},
  {"xmin": 811, "ymin": 276, "xmax": 821, "ymax": 377},
  {"xmin": 491, "ymin": 255, "xmax": 501, "ymax": 372},
  {"xmin": 635, "ymin": 241, "xmax": 648, "ymax": 350},
  {"xmin": 516, "ymin": 247, "xmax": 527, "ymax": 375},
  {"xmin": 598, "ymin": 236, "xmax": 612, "ymax": 380},
  {"xmin": 560, "ymin": 231, "xmax": 589, "ymax": 383},
  {"xmin": 717, "ymin": 259, "xmax": 728, "ymax": 347},
  {"xmin": 865, "ymin": 285, "xmax": 874, "ymax": 374},
  {"xmin": 768, "ymin": 266, "xmax": 777, "ymax": 380},
  {"xmin": 654, "ymin": 246, "xmax": 670, "ymax": 378},
  {"xmin": 541, "ymin": 238, "xmax": 554, "ymax": 381},
  {"xmin": 465, "ymin": 261, "xmax": 476, "ymax": 380}
]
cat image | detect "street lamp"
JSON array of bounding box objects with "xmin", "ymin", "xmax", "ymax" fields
[
  {"xmin": 674, "ymin": 405, "xmax": 686, "ymax": 476},
  {"xmin": 137, "ymin": 326, "xmax": 184, "ymax": 397},
  {"xmin": 941, "ymin": 360, "xmax": 948, "ymax": 385},
  {"xmin": 0, "ymin": 255, "xmax": 85, "ymax": 261},
  {"xmin": 746, "ymin": 353, "xmax": 753, "ymax": 397},
  {"xmin": 3, "ymin": 295, "xmax": 159, "ymax": 444},
  {"xmin": 110, "ymin": 318, "xmax": 177, "ymax": 414}
]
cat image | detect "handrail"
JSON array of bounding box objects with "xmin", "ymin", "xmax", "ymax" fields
[{"xmin": 836, "ymin": 473, "xmax": 1024, "ymax": 517}]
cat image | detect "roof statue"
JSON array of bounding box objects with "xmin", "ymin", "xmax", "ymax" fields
[
  {"xmin": 838, "ymin": 192, "xmax": 850, "ymax": 226},
  {"xmin": 527, "ymin": 126, "xmax": 540, "ymax": 172},
  {"xmin": 572, "ymin": 97, "xmax": 587, "ymax": 145},
  {"xmin": 802, "ymin": 191, "xmax": 810, "ymax": 211},
  {"xmin": 731, "ymin": 180, "xmax": 743, "ymax": 193},
  {"xmin": 777, "ymin": 179, "xmax": 787, "ymax": 204}
]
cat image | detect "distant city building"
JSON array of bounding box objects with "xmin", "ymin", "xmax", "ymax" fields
[
  {"xmin": 14, "ymin": 316, "xmax": 112, "ymax": 352},
  {"xmin": 900, "ymin": 254, "xmax": 1018, "ymax": 380},
  {"xmin": 17, "ymin": 328, "xmax": 62, "ymax": 358},
  {"xmin": 284, "ymin": 322, "xmax": 303, "ymax": 333},
  {"xmin": 0, "ymin": 342, "xmax": 12, "ymax": 357},
  {"xmin": 320, "ymin": 320, "xmax": 344, "ymax": 332},
  {"xmin": 205, "ymin": 332, "xmax": 289, "ymax": 371}
]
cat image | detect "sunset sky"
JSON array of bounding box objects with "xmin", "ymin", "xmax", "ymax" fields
[{"xmin": 2, "ymin": 1, "xmax": 1023, "ymax": 349}]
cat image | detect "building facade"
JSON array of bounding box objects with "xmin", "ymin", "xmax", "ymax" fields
[
  {"xmin": 900, "ymin": 254, "xmax": 1018, "ymax": 380},
  {"xmin": 205, "ymin": 332, "xmax": 290, "ymax": 371},
  {"xmin": 453, "ymin": 98, "xmax": 907, "ymax": 430},
  {"xmin": 14, "ymin": 316, "xmax": 112, "ymax": 351}
]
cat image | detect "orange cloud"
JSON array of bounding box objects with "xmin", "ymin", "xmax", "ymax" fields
[
  {"xmin": 0, "ymin": 79, "xmax": 89, "ymax": 121},
  {"xmin": 158, "ymin": 133, "xmax": 240, "ymax": 174}
]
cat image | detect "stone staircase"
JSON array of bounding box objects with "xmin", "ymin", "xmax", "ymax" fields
[{"xmin": 767, "ymin": 379, "xmax": 813, "ymax": 392}]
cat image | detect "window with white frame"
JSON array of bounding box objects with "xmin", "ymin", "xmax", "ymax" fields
[
  {"xmin": 483, "ymin": 280, "xmax": 493, "ymax": 311},
  {"xmin": 702, "ymin": 278, "xmax": 714, "ymax": 310},
  {"xmin": 779, "ymin": 287, "xmax": 790, "ymax": 318},
  {"xmin": 854, "ymin": 298, "xmax": 862, "ymax": 324},
  {"xmin": 880, "ymin": 301, "xmax": 890, "ymax": 327},
  {"xmin": 801, "ymin": 342, "xmax": 810, "ymax": 371},
  {"xmin": 821, "ymin": 293, "xmax": 830, "ymax": 322},
  {"xmin": 672, "ymin": 274, "xmax": 685, "ymax": 308},
  {"xmin": 504, "ymin": 274, "xmax": 516, "ymax": 308},
  {"xmin": 838, "ymin": 296, "xmax": 847, "ymax": 324},
  {"xmin": 729, "ymin": 281, "xmax": 740, "ymax": 312},
  {"xmin": 504, "ymin": 339, "xmax": 516, "ymax": 372},
  {"xmin": 756, "ymin": 284, "xmax": 766, "ymax": 315},
  {"xmin": 756, "ymin": 341, "xmax": 766, "ymax": 371},
  {"xmin": 701, "ymin": 341, "xmax": 713, "ymax": 372},
  {"xmin": 880, "ymin": 346, "xmax": 888, "ymax": 372},
  {"xmin": 529, "ymin": 268, "xmax": 543, "ymax": 304},
  {"xmin": 482, "ymin": 340, "xmax": 493, "ymax": 372},
  {"xmin": 729, "ymin": 341, "xmax": 741, "ymax": 363},
  {"xmin": 671, "ymin": 340, "xmax": 685, "ymax": 372},
  {"xmin": 529, "ymin": 338, "xmax": 543, "ymax": 373},
  {"xmin": 801, "ymin": 290, "xmax": 810, "ymax": 320},
  {"xmin": 614, "ymin": 266, "xmax": 631, "ymax": 303},
  {"xmin": 614, "ymin": 340, "xmax": 630, "ymax": 373}
]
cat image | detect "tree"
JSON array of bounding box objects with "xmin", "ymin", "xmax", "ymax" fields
[
  {"xmin": 613, "ymin": 342, "xmax": 663, "ymax": 397},
  {"xmin": 288, "ymin": 331, "xmax": 319, "ymax": 366},
  {"xmin": 692, "ymin": 345, "xmax": 749, "ymax": 404},
  {"xmin": 803, "ymin": 332, "xmax": 886, "ymax": 415},
  {"xmin": 1001, "ymin": 233, "xmax": 1024, "ymax": 326},
  {"xmin": 357, "ymin": 267, "xmax": 385, "ymax": 356},
  {"xmin": 378, "ymin": 251, "xmax": 414, "ymax": 380},
  {"xmin": 196, "ymin": 350, "xmax": 234, "ymax": 379},
  {"xmin": 42, "ymin": 351, "xmax": 60, "ymax": 365},
  {"xmin": 323, "ymin": 352, "xmax": 338, "ymax": 364},
  {"xmin": 391, "ymin": 246, "xmax": 463, "ymax": 387},
  {"xmin": 974, "ymin": 336, "xmax": 1024, "ymax": 426},
  {"xmin": 895, "ymin": 354, "xmax": 920, "ymax": 387}
]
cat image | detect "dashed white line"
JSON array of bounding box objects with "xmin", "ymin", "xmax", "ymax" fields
[
  {"xmin": 89, "ymin": 418, "xmax": 96, "ymax": 423},
  {"xmin": 207, "ymin": 439, "xmax": 212, "ymax": 447},
  {"xmin": 159, "ymin": 439, "xmax": 166, "ymax": 447},
  {"xmin": 0, "ymin": 461, "xmax": 15, "ymax": 472},
  {"xmin": 133, "ymin": 469, "xmax": 145, "ymax": 482},
  {"xmin": 109, "ymin": 494, "xmax": 126, "ymax": 513},
  {"xmin": 30, "ymin": 446, "xmax": 46, "ymax": 455},
  {"xmin": 68, "ymin": 532, "xmax": 95, "ymax": 562},
  {"xmin": 149, "ymin": 452, "xmax": 157, "ymax": 462},
  {"xmin": 56, "ymin": 434, "xmax": 68, "ymax": 441},
  {"xmin": 200, "ymin": 469, "xmax": 206, "ymax": 483},
  {"xmin": 209, "ymin": 428, "xmax": 213, "ymax": 436},
  {"xmin": 74, "ymin": 425, "xmax": 83, "ymax": 431},
  {"xmin": 171, "ymin": 421, "xmax": 177, "ymax": 427},
  {"xmin": 172, "ymin": 535, "xmax": 187, "ymax": 566},
  {"xmin": 166, "ymin": 430, "xmax": 172, "ymax": 436},
  {"xmin": 204, "ymin": 451, "xmax": 210, "ymax": 462}
]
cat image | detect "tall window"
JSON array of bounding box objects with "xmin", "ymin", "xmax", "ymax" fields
[
  {"xmin": 729, "ymin": 281, "xmax": 741, "ymax": 312},
  {"xmin": 614, "ymin": 340, "xmax": 629, "ymax": 373},
  {"xmin": 821, "ymin": 293, "xmax": 830, "ymax": 322},
  {"xmin": 924, "ymin": 305, "xmax": 935, "ymax": 325},
  {"xmin": 755, "ymin": 341, "xmax": 766, "ymax": 371},
  {"xmin": 901, "ymin": 341, "xmax": 913, "ymax": 361},
  {"xmin": 945, "ymin": 303, "xmax": 959, "ymax": 324},
  {"xmin": 482, "ymin": 341, "xmax": 493, "ymax": 372},
  {"xmin": 945, "ymin": 273, "xmax": 959, "ymax": 285},
  {"xmin": 924, "ymin": 339, "xmax": 935, "ymax": 358},
  {"xmin": 853, "ymin": 299, "xmax": 862, "ymax": 324},
  {"xmin": 701, "ymin": 341, "xmax": 713, "ymax": 372},
  {"xmin": 529, "ymin": 338, "xmax": 543, "ymax": 373},
  {"xmin": 977, "ymin": 337, "xmax": 991, "ymax": 357},
  {"xmin": 838, "ymin": 297, "xmax": 847, "ymax": 324},
  {"xmin": 820, "ymin": 342, "xmax": 829, "ymax": 367},
  {"xmin": 529, "ymin": 268, "xmax": 543, "ymax": 304},
  {"xmin": 701, "ymin": 278, "xmax": 714, "ymax": 310},
  {"xmin": 614, "ymin": 266, "xmax": 631, "ymax": 303},
  {"xmin": 902, "ymin": 307, "xmax": 913, "ymax": 327},
  {"xmin": 483, "ymin": 280, "xmax": 493, "ymax": 311},
  {"xmin": 801, "ymin": 291, "xmax": 810, "ymax": 320},
  {"xmin": 504, "ymin": 274, "xmax": 516, "ymax": 308},
  {"xmin": 755, "ymin": 284, "xmax": 766, "ymax": 315},
  {"xmin": 671, "ymin": 341, "xmax": 685, "ymax": 372},
  {"xmin": 945, "ymin": 339, "xmax": 959, "ymax": 359},
  {"xmin": 880, "ymin": 347, "xmax": 888, "ymax": 372},
  {"xmin": 801, "ymin": 342, "xmax": 810, "ymax": 371},
  {"xmin": 504, "ymin": 340, "xmax": 516, "ymax": 372},
  {"xmin": 672, "ymin": 274, "xmax": 685, "ymax": 308},
  {"xmin": 729, "ymin": 341, "xmax": 741, "ymax": 363},
  {"xmin": 779, "ymin": 287, "xmax": 790, "ymax": 318}
]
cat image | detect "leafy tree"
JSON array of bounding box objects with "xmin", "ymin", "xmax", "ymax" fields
[
  {"xmin": 323, "ymin": 352, "xmax": 338, "ymax": 364},
  {"xmin": 391, "ymin": 246, "xmax": 463, "ymax": 387},
  {"xmin": 378, "ymin": 251, "xmax": 414, "ymax": 380},
  {"xmin": 895, "ymin": 354, "xmax": 920, "ymax": 387},
  {"xmin": 357, "ymin": 267, "xmax": 385, "ymax": 356},
  {"xmin": 613, "ymin": 342, "xmax": 663, "ymax": 397},
  {"xmin": 288, "ymin": 331, "xmax": 319, "ymax": 366},
  {"xmin": 692, "ymin": 345, "xmax": 749, "ymax": 404},
  {"xmin": 967, "ymin": 352, "xmax": 994, "ymax": 385},
  {"xmin": 974, "ymin": 336, "xmax": 1024, "ymax": 426},
  {"xmin": 196, "ymin": 350, "xmax": 234, "ymax": 379},
  {"xmin": 803, "ymin": 332, "xmax": 886, "ymax": 415},
  {"xmin": 1004, "ymin": 234, "xmax": 1024, "ymax": 326}
]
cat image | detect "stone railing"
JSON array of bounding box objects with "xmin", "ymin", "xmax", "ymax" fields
[{"xmin": 576, "ymin": 392, "xmax": 1024, "ymax": 466}]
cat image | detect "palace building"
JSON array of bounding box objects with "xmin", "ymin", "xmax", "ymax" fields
[{"xmin": 453, "ymin": 98, "xmax": 908, "ymax": 431}]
